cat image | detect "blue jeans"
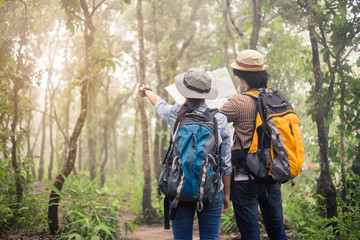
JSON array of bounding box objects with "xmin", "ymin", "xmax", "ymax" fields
[
  {"xmin": 171, "ymin": 191, "xmax": 223, "ymax": 240},
  {"xmin": 231, "ymin": 180, "xmax": 287, "ymax": 240}
]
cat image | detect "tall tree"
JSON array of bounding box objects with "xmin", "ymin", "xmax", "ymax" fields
[
  {"xmin": 136, "ymin": 0, "xmax": 154, "ymax": 222},
  {"xmin": 226, "ymin": 0, "xmax": 248, "ymax": 49},
  {"xmin": 37, "ymin": 40, "xmax": 59, "ymax": 180},
  {"xmin": 48, "ymin": 0, "xmax": 104, "ymax": 234},
  {"xmin": 304, "ymin": 0, "xmax": 337, "ymax": 219},
  {"xmin": 151, "ymin": 0, "xmax": 163, "ymax": 177},
  {"xmin": 11, "ymin": 47, "xmax": 24, "ymax": 203},
  {"xmin": 48, "ymin": 104, "xmax": 55, "ymax": 180},
  {"xmin": 87, "ymin": 79, "xmax": 97, "ymax": 180},
  {"xmin": 250, "ymin": 0, "xmax": 262, "ymax": 49},
  {"xmin": 9, "ymin": 0, "xmax": 32, "ymax": 202}
]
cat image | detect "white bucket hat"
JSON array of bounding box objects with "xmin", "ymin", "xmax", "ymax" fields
[
  {"xmin": 174, "ymin": 67, "xmax": 218, "ymax": 100},
  {"xmin": 231, "ymin": 49, "xmax": 268, "ymax": 72}
]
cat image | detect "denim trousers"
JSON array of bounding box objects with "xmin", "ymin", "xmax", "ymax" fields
[
  {"xmin": 171, "ymin": 191, "xmax": 223, "ymax": 240},
  {"xmin": 231, "ymin": 180, "xmax": 288, "ymax": 240}
]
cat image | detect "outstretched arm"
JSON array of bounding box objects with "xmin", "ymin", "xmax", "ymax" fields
[{"xmin": 138, "ymin": 86, "xmax": 161, "ymax": 106}]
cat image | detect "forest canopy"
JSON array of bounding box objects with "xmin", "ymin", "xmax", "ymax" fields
[{"xmin": 0, "ymin": 0, "xmax": 359, "ymax": 239}]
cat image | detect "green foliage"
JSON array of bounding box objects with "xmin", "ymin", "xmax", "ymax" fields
[
  {"xmin": 283, "ymin": 173, "xmax": 360, "ymax": 240},
  {"xmin": 220, "ymin": 204, "xmax": 237, "ymax": 234},
  {"xmin": 0, "ymin": 159, "xmax": 47, "ymax": 233},
  {"xmin": 46, "ymin": 174, "xmax": 122, "ymax": 239},
  {"xmin": 0, "ymin": 0, "xmax": 8, "ymax": 8}
]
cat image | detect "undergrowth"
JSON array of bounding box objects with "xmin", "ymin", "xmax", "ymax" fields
[
  {"xmin": 283, "ymin": 173, "xmax": 360, "ymax": 240},
  {"xmin": 47, "ymin": 174, "xmax": 124, "ymax": 239},
  {"xmin": 0, "ymin": 158, "xmax": 47, "ymax": 233}
]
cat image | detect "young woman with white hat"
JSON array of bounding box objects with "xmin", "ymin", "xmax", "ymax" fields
[{"xmin": 138, "ymin": 67, "xmax": 232, "ymax": 239}]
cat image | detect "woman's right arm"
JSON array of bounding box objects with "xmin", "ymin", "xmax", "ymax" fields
[
  {"xmin": 138, "ymin": 86, "xmax": 160, "ymax": 106},
  {"xmin": 138, "ymin": 86, "xmax": 176, "ymax": 126}
]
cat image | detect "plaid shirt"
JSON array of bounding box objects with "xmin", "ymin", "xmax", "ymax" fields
[{"xmin": 220, "ymin": 93, "xmax": 257, "ymax": 151}]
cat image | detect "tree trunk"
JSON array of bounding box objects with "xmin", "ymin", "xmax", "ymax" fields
[
  {"xmin": 11, "ymin": 77, "xmax": 23, "ymax": 203},
  {"xmin": 11, "ymin": 38, "xmax": 26, "ymax": 203},
  {"xmin": 48, "ymin": 106, "xmax": 55, "ymax": 180},
  {"xmin": 221, "ymin": 1, "xmax": 231, "ymax": 67},
  {"xmin": 129, "ymin": 108, "xmax": 138, "ymax": 168},
  {"xmin": 38, "ymin": 74, "xmax": 50, "ymax": 181},
  {"xmin": 305, "ymin": 0, "xmax": 338, "ymax": 219},
  {"xmin": 78, "ymin": 134, "xmax": 82, "ymax": 171},
  {"xmin": 351, "ymin": 146, "xmax": 360, "ymax": 175},
  {"xmin": 112, "ymin": 121, "xmax": 119, "ymax": 171},
  {"xmin": 64, "ymin": 81, "xmax": 71, "ymax": 156},
  {"xmin": 48, "ymin": 0, "xmax": 97, "ymax": 234},
  {"xmin": 137, "ymin": 0, "xmax": 154, "ymax": 222},
  {"xmin": 151, "ymin": 1, "xmax": 165, "ymax": 177},
  {"xmin": 25, "ymin": 89, "xmax": 40, "ymax": 178},
  {"xmin": 250, "ymin": 0, "xmax": 262, "ymax": 50},
  {"xmin": 87, "ymin": 83, "xmax": 97, "ymax": 181},
  {"xmin": 226, "ymin": 0, "xmax": 248, "ymax": 49},
  {"xmin": 339, "ymin": 71, "xmax": 347, "ymax": 202},
  {"xmin": 100, "ymin": 85, "xmax": 109, "ymax": 186}
]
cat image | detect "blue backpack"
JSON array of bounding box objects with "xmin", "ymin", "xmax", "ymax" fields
[{"xmin": 158, "ymin": 108, "xmax": 221, "ymax": 229}]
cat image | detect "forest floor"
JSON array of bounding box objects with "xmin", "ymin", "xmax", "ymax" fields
[
  {"xmin": 0, "ymin": 182, "xmax": 294, "ymax": 240},
  {"xmin": 118, "ymin": 207, "xmax": 243, "ymax": 240}
]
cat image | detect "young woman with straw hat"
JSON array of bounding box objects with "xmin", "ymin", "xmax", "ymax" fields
[{"xmin": 220, "ymin": 49, "xmax": 288, "ymax": 240}]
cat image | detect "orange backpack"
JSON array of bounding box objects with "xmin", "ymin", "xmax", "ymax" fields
[{"xmin": 243, "ymin": 89, "xmax": 305, "ymax": 182}]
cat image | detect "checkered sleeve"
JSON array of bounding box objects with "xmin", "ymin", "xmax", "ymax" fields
[{"xmin": 219, "ymin": 96, "xmax": 240, "ymax": 123}]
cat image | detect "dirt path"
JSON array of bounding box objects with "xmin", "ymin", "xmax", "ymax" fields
[
  {"xmin": 124, "ymin": 224, "xmax": 240, "ymax": 240},
  {"xmin": 118, "ymin": 207, "xmax": 240, "ymax": 240}
]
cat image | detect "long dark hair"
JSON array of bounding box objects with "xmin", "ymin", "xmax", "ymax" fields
[{"xmin": 174, "ymin": 98, "xmax": 202, "ymax": 133}]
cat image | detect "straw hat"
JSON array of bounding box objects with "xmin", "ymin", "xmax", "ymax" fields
[
  {"xmin": 174, "ymin": 67, "xmax": 218, "ymax": 100},
  {"xmin": 231, "ymin": 49, "xmax": 268, "ymax": 72}
]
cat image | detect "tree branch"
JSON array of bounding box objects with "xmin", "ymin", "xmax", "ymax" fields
[
  {"xmin": 226, "ymin": 0, "xmax": 248, "ymax": 48},
  {"xmin": 53, "ymin": 108, "xmax": 70, "ymax": 145},
  {"xmin": 91, "ymin": 0, "xmax": 105, "ymax": 18},
  {"xmin": 68, "ymin": 8, "xmax": 85, "ymax": 22},
  {"xmin": 177, "ymin": 0, "xmax": 201, "ymax": 59}
]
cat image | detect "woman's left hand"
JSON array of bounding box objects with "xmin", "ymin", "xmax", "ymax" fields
[{"xmin": 222, "ymin": 195, "xmax": 230, "ymax": 213}]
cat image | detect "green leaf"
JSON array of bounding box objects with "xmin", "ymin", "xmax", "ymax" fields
[
  {"xmin": 17, "ymin": 143, "xmax": 24, "ymax": 151},
  {"xmin": 0, "ymin": 170, "xmax": 6, "ymax": 177},
  {"xmin": 337, "ymin": 124, "xmax": 345, "ymax": 132},
  {"xmin": 303, "ymin": 226, "xmax": 316, "ymax": 233},
  {"xmin": 0, "ymin": 130, "xmax": 13, "ymax": 137},
  {"xmin": 323, "ymin": 224, "xmax": 333, "ymax": 233},
  {"xmin": 215, "ymin": 17, "xmax": 223, "ymax": 24},
  {"xmin": 0, "ymin": 0, "xmax": 8, "ymax": 8},
  {"xmin": 112, "ymin": 199, "xmax": 118, "ymax": 207},
  {"xmin": 108, "ymin": 60, "xmax": 116, "ymax": 72},
  {"xmin": 273, "ymin": 16, "xmax": 283, "ymax": 30},
  {"xmin": 262, "ymin": 0, "xmax": 270, "ymax": 14},
  {"xmin": 94, "ymin": 223, "xmax": 115, "ymax": 236},
  {"xmin": 65, "ymin": 233, "xmax": 83, "ymax": 240},
  {"xmin": 67, "ymin": 210, "xmax": 84, "ymax": 217},
  {"xmin": 324, "ymin": 115, "xmax": 333, "ymax": 127}
]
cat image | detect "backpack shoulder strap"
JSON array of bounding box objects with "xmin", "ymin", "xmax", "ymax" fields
[
  {"xmin": 242, "ymin": 88, "xmax": 274, "ymax": 99},
  {"xmin": 206, "ymin": 108, "xmax": 220, "ymax": 165},
  {"xmin": 242, "ymin": 89, "xmax": 259, "ymax": 99}
]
